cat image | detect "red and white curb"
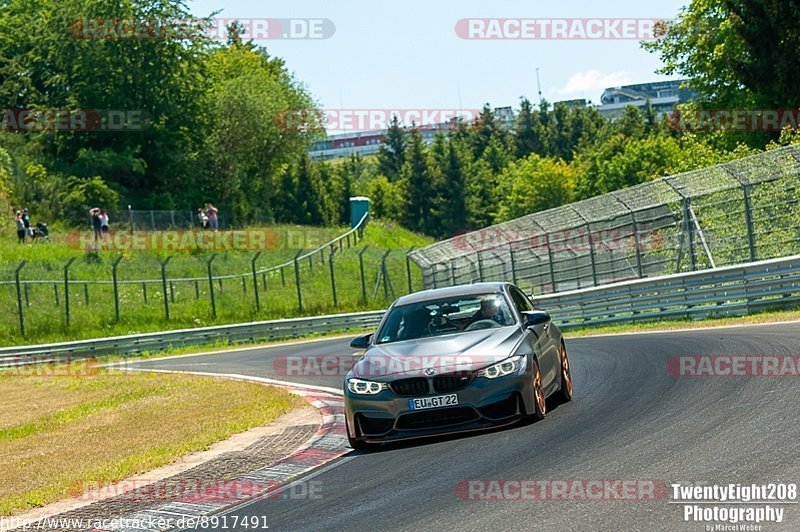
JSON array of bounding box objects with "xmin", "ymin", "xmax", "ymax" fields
[{"xmin": 91, "ymin": 385, "xmax": 348, "ymax": 531}]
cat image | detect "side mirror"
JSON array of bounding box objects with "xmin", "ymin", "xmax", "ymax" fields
[
  {"xmin": 522, "ymin": 310, "xmax": 551, "ymax": 328},
  {"xmin": 349, "ymin": 333, "xmax": 373, "ymax": 349}
]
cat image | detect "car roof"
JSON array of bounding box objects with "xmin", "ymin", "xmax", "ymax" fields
[{"xmin": 393, "ymin": 282, "xmax": 511, "ymax": 306}]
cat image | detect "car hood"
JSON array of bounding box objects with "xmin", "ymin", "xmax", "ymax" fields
[{"xmin": 350, "ymin": 326, "xmax": 522, "ymax": 379}]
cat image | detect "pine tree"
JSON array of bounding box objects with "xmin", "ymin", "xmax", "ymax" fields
[
  {"xmin": 295, "ymin": 155, "xmax": 323, "ymax": 225},
  {"xmin": 439, "ymin": 140, "xmax": 469, "ymax": 236},
  {"xmin": 401, "ymin": 128, "xmax": 434, "ymax": 233},
  {"xmin": 377, "ymin": 116, "xmax": 407, "ymax": 182},
  {"xmin": 514, "ymin": 98, "xmax": 538, "ymax": 159}
]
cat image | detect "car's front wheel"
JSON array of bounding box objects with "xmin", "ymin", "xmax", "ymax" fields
[
  {"xmin": 529, "ymin": 358, "xmax": 547, "ymax": 421},
  {"xmin": 556, "ymin": 341, "xmax": 573, "ymax": 404}
]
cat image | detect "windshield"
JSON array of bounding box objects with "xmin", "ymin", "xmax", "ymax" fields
[{"xmin": 376, "ymin": 292, "xmax": 515, "ymax": 344}]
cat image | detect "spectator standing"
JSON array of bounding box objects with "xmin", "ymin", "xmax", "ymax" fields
[
  {"xmin": 22, "ymin": 209, "xmax": 31, "ymax": 237},
  {"xmin": 15, "ymin": 211, "xmax": 25, "ymax": 243},
  {"xmin": 197, "ymin": 208, "xmax": 208, "ymax": 230},
  {"xmin": 206, "ymin": 203, "xmax": 219, "ymax": 231},
  {"xmin": 100, "ymin": 210, "xmax": 110, "ymax": 241},
  {"xmin": 89, "ymin": 207, "xmax": 102, "ymax": 241}
]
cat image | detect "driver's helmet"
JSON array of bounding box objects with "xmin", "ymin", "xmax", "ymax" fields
[{"xmin": 479, "ymin": 296, "xmax": 504, "ymax": 323}]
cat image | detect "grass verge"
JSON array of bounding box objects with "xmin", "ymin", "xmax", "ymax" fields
[
  {"xmin": 0, "ymin": 220, "xmax": 431, "ymax": 346},
  {"xmin": 0, "ymin": 366, "xmax": 304, "ymax": 516}
]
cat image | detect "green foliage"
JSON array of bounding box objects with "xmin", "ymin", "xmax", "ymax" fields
[
  {"xmin": 496, "ymin": 155, "xmax": 575, "ymax": 222},
  {"xmin": 60, "ymin": 176, "xmax": 120, "ymax": 225},
  {"xmin": 377, "ymin": 116, "xmax": 406, "ymax": 182},
  {"xmin": 368, "ymin": 176, "xmax": 403, "ymax": 220},
  {"xmin": 0, "ymin": 0, "xmax": 319, "ymax": 225},
  {"xmin": 644, "ymin": 0, "xmax": 800, "ymax": 110}
]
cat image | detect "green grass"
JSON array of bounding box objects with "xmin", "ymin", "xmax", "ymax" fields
[
  {"xmin": 0, "ymin": 367, "xmax": 303, "ymax": 516},
  {"xmin": 0, "ymin": 220, "xmax": 432, "ymax": 346}
]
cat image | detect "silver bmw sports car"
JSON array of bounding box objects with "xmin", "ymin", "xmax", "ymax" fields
[{"xmin": 344, "ymin": 282, "xmax": 573, "ymax": 449}]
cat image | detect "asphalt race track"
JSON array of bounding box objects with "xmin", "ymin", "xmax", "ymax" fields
[{"xmin": 131, "ymin": 322, "xmax": 800, "ymax": 531}]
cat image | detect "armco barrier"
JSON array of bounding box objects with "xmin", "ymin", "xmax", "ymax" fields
[
  {"xmin": 0, "ymin": 310, "xmax": 385, "ymax": 362},
  {"xmin": 537, "ymin": 254, "xmax": 800, "ymax": 330}
]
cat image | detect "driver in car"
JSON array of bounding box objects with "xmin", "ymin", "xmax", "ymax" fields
[{"xmin": 466, "ymin": 296, "xmax": 506, "ymax": 328}]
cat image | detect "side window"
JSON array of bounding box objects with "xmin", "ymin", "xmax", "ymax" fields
[{"xmin": 509, "ymin": 287, "xmax": 533, "ymax": 313}]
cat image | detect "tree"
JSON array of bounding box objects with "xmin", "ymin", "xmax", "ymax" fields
[
  {"xmin": 377, "ymin": 116, "xmax": 406, "ymax": 182},
  {"xmin": 294, "ymin": 155, "xmax": 323, "ymax": 225},
  {"xmin": 514, "ymin": 98, "xmax": 539, "ymax": 159},
  {"xmin": 60, "ymin": 176, "xmax": 120, "ymax": 225},
  {"xmin": 496, "ymin": 155, "xmax": 575, "ymax": 222},
  {"xmin": 368, "ymin": 175, "xmax": 403, "ymax": 220},
  {"xmin": 201, "ymin": 42, "xmax": 319, "ymax": 222},
  {"xmin": 642, "ymin": 0, "xmax": 800, "ymax": 112},
  {"xmin": 401, "ymin": 128, "xmax": 434, "ymax": 233},
  {"xmin": 435, "ymin": 141, "xmax": 469, "ymax": 237},
  {"xmin": 574, "ymin": 134, "xmax": 685, "ymax": 199}
]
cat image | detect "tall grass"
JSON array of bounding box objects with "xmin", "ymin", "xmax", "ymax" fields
[{"xmin": 0, "ymin": 221, "xmax": 432, "ymax": 346}]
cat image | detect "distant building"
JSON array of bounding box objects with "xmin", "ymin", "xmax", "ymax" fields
[
  {"xmin": 596, "ymin": 80, "xmax": 697, "ymax": 119},
  {"xmin": 308, "ymin": 81, "xmax": 696, "ymax": 160},
  {"xmin": 309, "ymin": 116, "xmax": 466, "ymax": 160}
]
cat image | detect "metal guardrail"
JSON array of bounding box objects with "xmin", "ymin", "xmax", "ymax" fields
[
  {"xmin": 538, "ymin": 254, "xmax": 800, "ymax": 330},
  {"xmin": 0, "ymin": 310, "xmax": 385, "ymax": 362}
]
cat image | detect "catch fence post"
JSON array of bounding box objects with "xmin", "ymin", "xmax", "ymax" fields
[
  {"xmin": 14, "ymin": 261, "xmax": 26, "ymax": 337},
  {"xmin": 251, "ymin": 251, "xmax": 262, "ymax": 312},
  {"xmin": 329, "ymin": 246, "xmax": 338, "ymax": 307},
  {"xmin": 405, "ymin": 247, "xmax": 415, "ymax": 293},
  {"xmin": 63, "ymin": 258, "xmax": 76, "ymax": 328},
  {"xmin": 160, "ymin": 257, "xmax": 171, "ymax": 320},
  {"xmin": 112, "ymin": 256, "xmax": 123, "ymax": 321},
  {"xmin": 359, "ymin": 246, "xmax": 369, "ymax": 304},
  {"xmin": 206, "ymin": 254, "xmax": 218, "ymax": 319},
  {"xmin": 293, "ymin": 249, "xmax": 304, "ymax": 312}
]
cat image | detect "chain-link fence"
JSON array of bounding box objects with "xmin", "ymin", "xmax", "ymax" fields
[
  {"xmin": 2, "ymin": 214, "xmax": 429, "ymax": 343},
  {"xmin": 103, "ymin": 210, "xmax": 228, "ymax": 231},
  {"xmin": 409, "ymin": 145, "xmax": 800, "ymax": 295}
]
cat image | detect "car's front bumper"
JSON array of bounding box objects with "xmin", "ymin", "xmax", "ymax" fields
[{"xmin": 344, "ymin": 372, "xmax": 534, "ymax": 444}]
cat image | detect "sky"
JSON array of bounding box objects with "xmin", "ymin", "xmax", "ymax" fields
[{"xmin": 187, "ymin": 0, "xmax": 689, "ymax": 127}]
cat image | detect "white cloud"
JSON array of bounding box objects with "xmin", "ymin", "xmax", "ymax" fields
[{"xmin": 556, "ymin": 70, "xmax": 633, "ymax": 97}]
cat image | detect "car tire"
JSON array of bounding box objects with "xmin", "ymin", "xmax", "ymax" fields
[
  {"xmin": 556, "ymin": 341, "xmax": 573, "ymax": 404},
  {"xmin": 529, "ymin": 358, "xmax": 547, "ymax": 421}
]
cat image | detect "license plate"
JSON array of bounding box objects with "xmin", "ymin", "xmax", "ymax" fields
[{"xmin": 409, "ymin": 394, "xmax": 458, "ymax": 411}]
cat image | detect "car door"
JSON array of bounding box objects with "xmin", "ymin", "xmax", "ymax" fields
[{"xmin": 509, "ymin": 286, "xmax": 559, "ymax": 390}]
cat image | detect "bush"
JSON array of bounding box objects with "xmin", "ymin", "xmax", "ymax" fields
[{"xmin": 60, "ymin": 176, "xmax": 120, "ymax": 226}]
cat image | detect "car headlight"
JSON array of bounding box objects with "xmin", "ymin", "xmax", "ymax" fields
[
  {"xmin": 476, "ymin": 355, "xmax": 526, "ymax": 379},
  {"xmin": 347, "ymin": 378, "xmax": 388, "ymax": 395}
]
